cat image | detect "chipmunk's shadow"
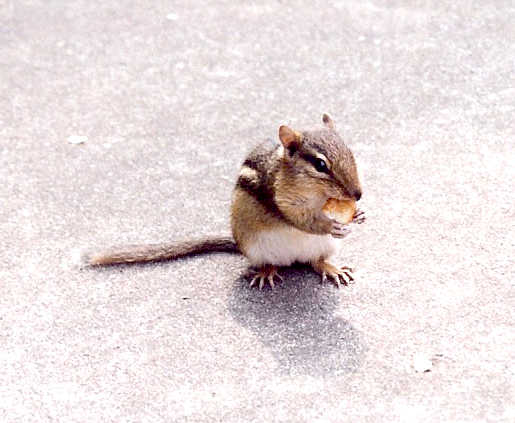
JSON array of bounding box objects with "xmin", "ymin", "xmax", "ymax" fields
[{"xmin": 228, "ymin": 264, "xmax": 364, "ymax": 377}]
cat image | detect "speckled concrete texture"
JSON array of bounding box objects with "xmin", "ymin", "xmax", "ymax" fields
[{"xmin": 1, "ymin": 0, "xmax": 515, "ymax": 422}]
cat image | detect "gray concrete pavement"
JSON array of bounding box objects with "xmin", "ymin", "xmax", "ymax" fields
[{"xmin": 1, "ymin": 0, "xmax": 515, "ymax": 421}]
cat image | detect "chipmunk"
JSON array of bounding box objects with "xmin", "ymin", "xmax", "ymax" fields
[{"xmin": 85, "ymin": 114, "xmax": 364, "ymax": 289}]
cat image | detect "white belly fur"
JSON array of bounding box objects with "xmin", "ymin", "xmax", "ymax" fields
[{"xmin": 245, "ymin": 227, "xmax": 339, "ymax": 267}]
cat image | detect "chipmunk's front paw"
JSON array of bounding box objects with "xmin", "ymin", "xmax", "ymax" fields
[
  {"xmin": 249, "ymin": 265, "xmax": 283, "ymax": 290},
  {"xmin": 311, "ymin": 259, "xmax": 355, "ymax": 288},
  {"xmin": 330, "ymin": 219, "xmax": 351, "ymax": 238},
  {"xmin": 352, "ymin": 208, "xmax": 367, "ymax": 224}
]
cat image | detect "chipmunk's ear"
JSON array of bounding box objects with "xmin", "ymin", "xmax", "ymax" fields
[
  {"xmin": 322, "ymin": 113, "xmax": 335, "ymax": 129},
  {"xmin": 279, "ymin": 125, "xmax": 301, "ymax": 149}
]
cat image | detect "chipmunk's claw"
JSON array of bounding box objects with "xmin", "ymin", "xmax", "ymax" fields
[
  {"xmin": 249, "ymin": 265, "xmax": 283, "ymax": 289},
  {"xmin": 352, "ymin": 208, "xmax": 366, "ymax": 224},
  {"xmin": 312, "ymin": 260, "xmax": 355, "ymax": 288},
  {"xmin": 325, "ymin": 266, "xmax": 354, "ymax": 287}
]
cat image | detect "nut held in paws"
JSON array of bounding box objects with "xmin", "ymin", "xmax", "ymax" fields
[{"xmin": 322, "ymin": 198, "xmax": 356, "ymax": 224}]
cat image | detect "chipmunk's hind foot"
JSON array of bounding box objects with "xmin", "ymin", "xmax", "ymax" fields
[
  {"xmin": 311, "ymin": 259, "xmax": 354, "ymax": 288},
  {"xmin": 249, "ymin": 265, "xmax": 283, "ymax": 290}
]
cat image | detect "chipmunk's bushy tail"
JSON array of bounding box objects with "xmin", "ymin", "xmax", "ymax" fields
[{"xmin": 83, "ymin": 236, "xmax": 239, "ymax": 266}]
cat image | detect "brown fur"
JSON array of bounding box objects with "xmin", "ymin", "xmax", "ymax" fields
[
  {"xmin": 231, "ymin": 187, "xmax": 288, "ymax": 255},
  {"xmin": 85, "ymin": 237, "xmax": 238, "ymax": 265}
]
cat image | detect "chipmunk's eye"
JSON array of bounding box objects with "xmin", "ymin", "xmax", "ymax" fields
[{"xmin": 313, "ymin": 158, "xmax": 329, "ymax": 173}]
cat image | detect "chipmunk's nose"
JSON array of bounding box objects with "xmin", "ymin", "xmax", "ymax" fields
[{"xmin": 353, "ymin": 189, "xmax": 362, "ymax": 201}]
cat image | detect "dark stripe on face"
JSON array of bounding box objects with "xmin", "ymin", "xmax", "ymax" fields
[
  {"xmin": 298, "ymin": 151, "xmax": 333, "ymax": 177},
  {"xmin": 300, "ymin": 153, "xmax": 325, "ymax": 171}
]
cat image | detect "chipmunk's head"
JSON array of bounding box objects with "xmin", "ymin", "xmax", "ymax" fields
[{"xmin": 278, "ymin": 114, "xmax": 362, "ymax": 203}]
